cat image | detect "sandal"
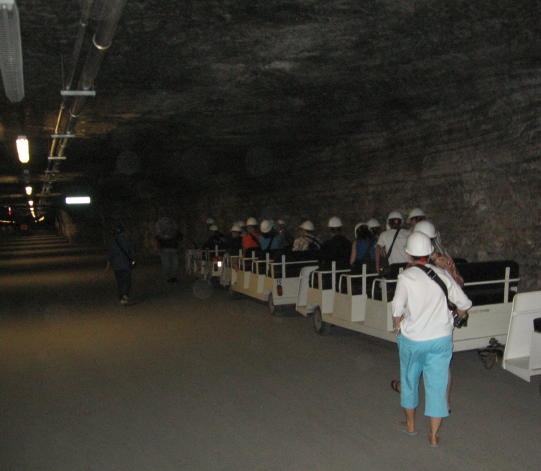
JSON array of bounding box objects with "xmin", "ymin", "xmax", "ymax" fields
[{"xmin": 390, "ymin": 379, "xmax": 401, "ymax": 393}]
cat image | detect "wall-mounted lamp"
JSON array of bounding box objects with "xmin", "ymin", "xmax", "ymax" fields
[
  {"xmin": 16, "ymin": 135, "xmax": 29, "ymax": 163},
  {"xmin": 65, "ymin": 196, "xmax": 91, "ymax": 205},
  {"xmin": 25, "ymin": 185, "xmax": 32, "ymax": 195}
]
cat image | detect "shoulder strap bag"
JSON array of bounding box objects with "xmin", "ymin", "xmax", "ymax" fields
[
  {"xmin": 380, "ymin": 229, "xmax": 401, "ymax": 276},
  {"xmin": 414, "ymin": 264, "xmax": 468, "ymax": 328},
  {"xmin": 115, "ymin": 238, "xmax": 136, "ymax": 269}
]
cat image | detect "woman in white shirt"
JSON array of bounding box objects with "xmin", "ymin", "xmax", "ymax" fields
[{"xmin": 392, "ymin": 232, "xmax": 471, "ymax": 447}]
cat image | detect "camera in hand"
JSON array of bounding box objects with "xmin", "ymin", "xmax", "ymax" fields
[{"xmin": 453, "ymin": 311, "xmax": 468, "ymax": 328}]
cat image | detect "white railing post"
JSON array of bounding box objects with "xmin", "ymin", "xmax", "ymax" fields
[
  {"xmin": 504, "ymin": 266, "xmax": 510, "ymax": 303},
  {"xmin": 362, "ymin": 263, "xmax": 367, "ymax": 295}
]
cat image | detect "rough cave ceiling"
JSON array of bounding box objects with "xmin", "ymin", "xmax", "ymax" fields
[{"xmin": 0, "ymin": 0, "xmax": 538, "ymax": 214}]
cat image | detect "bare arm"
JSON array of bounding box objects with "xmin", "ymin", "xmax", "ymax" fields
[
  {"xmin": 349, "ymin": 241, "xmax": 356, "ymax": 266},
  {"xmin": 375, "ymin": 245, "xmax": 385, "ymax": 272}
]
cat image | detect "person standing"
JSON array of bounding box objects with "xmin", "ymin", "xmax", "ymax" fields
[
  {"xmin": 155, "ymin": 216, "xmax": 183, "ymax": 283},
  {"xmin": 375, "ymin": 211, "xmax": 410, "ymax": 274},
  {"xmin": 106, "ymin": 224, "xmax": 136, "ymax": 305},
  {"xmin": 392, "ymin": 232, "xmax": 471, "ymax": 447},
  {"xmin": 408, "ymin": 208, "xmax": 426, "ymax": 230}
]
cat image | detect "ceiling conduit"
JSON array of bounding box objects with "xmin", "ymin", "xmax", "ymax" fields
[{"xmin": 39, "ymin": 0, "xmax": 128, "ymax": 211}]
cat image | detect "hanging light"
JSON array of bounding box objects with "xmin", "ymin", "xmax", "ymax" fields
[
  {"xmin": 16, "ymin": 135, "xmax": 29, "ymax": 163},
  {"xmin": 25, "ymin": 185, "xmax": 32, "ymax": 195},
  {"xmin": 0, "ymin": 0, "xmax": 25, "ymax": 102}
]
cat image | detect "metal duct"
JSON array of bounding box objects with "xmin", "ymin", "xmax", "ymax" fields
[
  {"xmin": 48, "ymin": 0, "xmax": 95, "ymax": 161},
  {"xmin": 55, "ymin": 0, "xmax": 128, "ymax": 158},
  {"xmin": 0, "ymin": 0, "xmax": 24, "ymax": 102},
  {"xmin": 41, "ymin": 0, "xmax": 127, "ymax": 207}
]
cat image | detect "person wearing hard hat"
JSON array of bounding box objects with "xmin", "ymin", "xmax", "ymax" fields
[
  {"xmin": 275, "ymin": 219, "xmax": 293, "ymax": 250},
  {"xmin": 225, "ymin": 223, "xmax": 243, "ymax": 255},
  {"xmin": 375, "ymin": 211, "xmax": 410, "ymax": 274},
  {"xmin": 367, "ymin": 218, "xmax": 381, "ymax": 239},
  {"xmin": 319, "ymin": 216, "xmax": 351, "ymax": 269},
  {"xmin": 242, "ymin": 217, "xmax": 260, "ymax": 256},
  {"xmin": 294, "ymin": 219, "xmax": 324, "ymax": 309},
  {"xmin": 408, "ymin": 208, "xmax": 426, "ymax": 230},
  {"xmin": 234, "ymin": 220, "xmax": 247, "ymax": 237},
  {"xmin": 392, "ymin": 232, "xmax": 470, "ymax": 446},
  {"xmin": 292, "ymin": 220, "xmax": 321, "ymax": 253},
  {"xmin": 259, "ymin": 219, "xmax": 285, "ymax": 256},
  {"xmin": 350, "ymin": 222, "xmax": 376, "ymax": 270},
  {"xmin": 414, "ymin": 220, "xmax": 464, "ymax": 286},
  {"xmin": 203, "ymin": 224, "xmax": 225, "ymax": 250}
]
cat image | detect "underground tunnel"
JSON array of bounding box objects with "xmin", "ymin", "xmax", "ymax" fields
[{"xmin": 0, "ymin": 1, "xmax": 540, "ymax": 470}]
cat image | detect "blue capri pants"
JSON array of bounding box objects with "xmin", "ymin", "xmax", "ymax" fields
[{"xmin": 397, "ymin": 334, "xmax": 452, "ymax": 418}]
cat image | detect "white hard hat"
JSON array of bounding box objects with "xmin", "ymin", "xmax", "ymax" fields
[
  {"xmin": 209, "ymin": 224, "xmax": 218, "ymax": 231},
  {"xmin": 276, "ymin": 219, "xmax": 286, "ymax": 226},
  {"xmin": 414, "ymin": 220, "xmax": 436, "ymax": 239},
  {"xmin": 246, "ymin": 217, "xmax": 258, "ymax": 227},
  {"xmin": 299, "ymin": 220, "xmax": 315, "ymax": 231},
  {"xmin": 230, "ymin": 224, "xmax": 242, "ymax": 233},
  {"xmin": 260, "ymin": 219, "xmax": 273, "ymax": 233},
  {"xmin": 387, "ymin": 211, "xmax": 404, "ymax": 221},
  {"xmin": 367, "ymin": 218, "xmax": 380, "ymax": 229},
  {"xmin": 408, "ymin": 208, "xmax": 426, "ymax": 220},
  {"xmin": 328, "ymin": 216, "xmax": 343, "ymax": 228},
  {"xmin": 234, "ymin": 220, "xmax": 245, "ymax": 228},
  {"xmin": 354, "ymin": 221, "xmax": 366, "ymax": 236},
  {"xmin": 206, "ymin": 217, "xmax": 215, "ymax": 225},
  {"xmin": 405, "ymin": 232, "xmax": 434, "ymax": 257}
]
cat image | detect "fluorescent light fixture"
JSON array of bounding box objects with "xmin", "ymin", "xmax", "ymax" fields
[
  {"xmin": 0, "ymin": 0, "xmax": 25, "ymax": 102},
  {"xmin": 27, "ymin": 199, "xmax": 33, "ymax": 206},
  {"xmin": 38, "ymin": 216, "xmax": 45, "ymax": 222},
  {"xmin": 65, "ymin": 196, "xmax": 91, "ymax": 205},
  {"xmin": 25, "ymin": 185, "xmax": 32, "ymax": 195},
  {"xmin": 16, "ymin": 135, "xmax": 29, "ymax": 163}
]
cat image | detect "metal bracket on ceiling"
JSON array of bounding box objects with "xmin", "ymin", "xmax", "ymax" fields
[
  {"xmin": 60, "ymin": 90, "xmax": 96, "ymax": 96},
  {"xmin": 51, "ymin": 133, "xmax": 75, "ymax": 138},
  {"xmin": 48, "ymin": 156, "xmax": 67, "ymax": 160}
]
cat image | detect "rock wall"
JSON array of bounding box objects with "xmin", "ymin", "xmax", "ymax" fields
[{"xmin": 175, "ymin": 116, "xmax": 540, "ymax": 291}]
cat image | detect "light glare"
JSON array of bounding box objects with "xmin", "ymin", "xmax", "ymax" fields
[
  {"xmin": 65, "ymin": 196, "xmax": 91, "ymax": 205},
  {"xmin": 25, "ymin": 185, "xmax": 32, "ymax": 195},
  {"xmin": 16, "ymin": 136, "xmax": 29, "ymax": 163}
]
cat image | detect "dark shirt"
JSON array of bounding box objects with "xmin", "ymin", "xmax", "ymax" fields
[
  {"xmin": 108, "ymin": 235, "xmax": 136, "ymax": 271},
  {"xmin": 319, "ymin": 234, "xmax": 351, "ymax": 269},
  {"xmin": 156, "ymin": 232, "xmax": 182, "ymax": 250},
  {"xmin": 203, "ymin": 232, "xmax": 226, "ymax": 250},
  {"xmin": 225, "ymin": 235, "xmax": 243, "ymax": 255}
]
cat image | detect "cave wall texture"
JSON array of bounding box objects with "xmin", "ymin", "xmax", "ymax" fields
[{"xmin": 53, "ymin": 0, "xmax": 540, "ymax": 290}]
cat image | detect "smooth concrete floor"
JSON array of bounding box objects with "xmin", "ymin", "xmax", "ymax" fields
[{"xmin": 1, "ymin": 233, "xmax": 540, "ymax": 471}]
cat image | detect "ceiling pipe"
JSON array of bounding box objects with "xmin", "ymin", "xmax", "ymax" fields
[
  {"xmin": 48, "ymin": 0, "xmax": 95, "ymax": 160},
  {"xmin": 55, "ymin": 0, "xmax": 128, "ymax": 158},
  {"xmin": 40, "ymin": 0, "xmax": 127, "ymax": 206}
]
